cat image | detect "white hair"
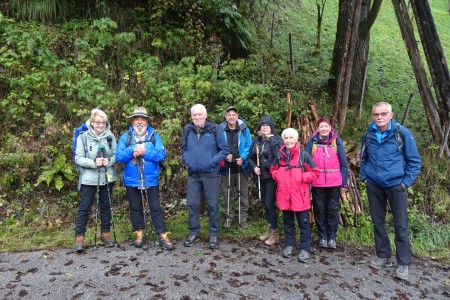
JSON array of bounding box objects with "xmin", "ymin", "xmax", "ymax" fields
[
  {"xmin": 373, "ymin": 102, "xmax": 392, "ymax": 112},
  {"xmin": 190, "ymin": 104, "xmax": 207, "ymax": 115},
  {"xmin": 281, "ymin": 128, "xmax": 299, "ymax": 140}
]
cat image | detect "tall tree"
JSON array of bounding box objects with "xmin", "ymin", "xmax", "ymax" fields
[{"xmin": 330, "ymin": 0, "xmax": 383, "ymax": 130}]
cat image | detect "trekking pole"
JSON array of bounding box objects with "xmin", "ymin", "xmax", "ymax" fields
[
  {"xmin": 94, "ymin": 145, "xmax": 105, "ymax": 250},
  {"xmin": 237, "ymin": 162, "xmax": 241, "ymax": 225},
  {"xmin": 226, "ymin": 164, "xmax": 231, "ymax": 225},
  {"xmin": 256, "ymin": 145, "xmax": 262, "ymax": 202},
  {"xmin": 137, "ymin": 156, "xmax": 155, "ymax": 246},
  {"xmin": 101, "ymin": 147, "xmax": 116, "ymax": 245}
]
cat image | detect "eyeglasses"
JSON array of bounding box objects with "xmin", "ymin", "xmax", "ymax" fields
[
  {"xmin": 372, "ymin": 112, "xmax": 390, "ymax": 118},
  {"xmin": 93, "ymin": 121, "xmax": 106, "ymax": 126}
]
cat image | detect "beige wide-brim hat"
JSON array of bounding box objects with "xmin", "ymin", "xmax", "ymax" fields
[{"xmin": 126, "ymin": 107, "xmax": 151, "ymax": 123}]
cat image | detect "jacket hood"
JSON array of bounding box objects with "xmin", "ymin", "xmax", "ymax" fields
[{"xmin": 257, "ymin": 115, "xmax": 276, "ymax": 134}]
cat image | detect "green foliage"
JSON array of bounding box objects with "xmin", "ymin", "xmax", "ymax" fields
[{"xmin": 35, "ymin": 150, "xmax": 75, "ymax": 191}]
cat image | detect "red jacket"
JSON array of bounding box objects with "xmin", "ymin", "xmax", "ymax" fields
[{"xmin": 270, "ymin": 143, "xmax": 320, "ymax": 212}]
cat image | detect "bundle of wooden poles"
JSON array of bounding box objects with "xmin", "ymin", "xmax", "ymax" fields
[{"xmin": 286, "ymin": 94, "xmax": 365, "ymax": 227}]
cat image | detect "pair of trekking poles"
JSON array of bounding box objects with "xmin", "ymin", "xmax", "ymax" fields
[
  {"xmin": 93, "ymin": 145, "xmax": 117, "ymax": 249},
  {"xmin": 225, "ymin": 156, "xmax": 242, "ymax": 226}
]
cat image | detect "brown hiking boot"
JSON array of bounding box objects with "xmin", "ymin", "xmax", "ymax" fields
[
  {"xmin": 75, "ymin": 235, "xmax": 85, "ymax": 252},
  {"xmin": 259, "ymin": 228, "xmax": 273, "ymax": 241},
  {"xmin": 133, "ymin": 230, "xmax": 144, "ymax": 248},
  {"xmin": 100, "ymin": 232, "xmax": 115, "ymax": 248},
  {"xmin": 264, "ymin": 231, "xmax": 280, "ymax": 246},
  {"xmin": 158, "ymin": 232, "xmax": 174, "ymax": 250}
]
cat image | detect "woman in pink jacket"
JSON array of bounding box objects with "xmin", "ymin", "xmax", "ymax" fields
[{"xmin": 271, "ymin": 128, "xmax": 320, "ymax": 263}]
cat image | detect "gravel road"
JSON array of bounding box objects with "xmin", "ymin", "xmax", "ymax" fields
[{"xmin": 0, "ymin": 238, "xmax": 449, "ymax": 299}]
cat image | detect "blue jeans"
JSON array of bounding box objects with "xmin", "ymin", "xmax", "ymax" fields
[
  {"xmin": 187, "ymin": 172, "xmax": 221, "ymax": 236},
  {"xmin": 260, "ymin": 178, "xmax": 278, "ymax": 229},
  {"xmin": 282, "ymin": 209, "xmax": 311, "ymax": 251},
  {"xmin": 312, "ymin": 186, "xmax": 340, "ymax": 240},
  {"xmin": 75, "ymin": 183, "xmax": 113, "ymax": 236},
  {"xmin": 126, "ymin": 186, "xmax": 167, "ymax": 235},
  {"xmin": 366, "ymin": 181, "xmax": 411, "ymax": 266}
]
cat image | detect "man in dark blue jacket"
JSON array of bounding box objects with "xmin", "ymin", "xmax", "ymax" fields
[
  {"xmin": 182, "ymin": 104, "xmax": 229, "ymax": 249},
  {"xmin": 219, "ymin": 106, "xmax": 252, "ymax": 229},
  {"xmin": 360, "ymin": 102, "xmax": 421, "ymax": 281}
]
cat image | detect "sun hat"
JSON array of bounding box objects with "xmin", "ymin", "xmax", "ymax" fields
[{"xmin": 126, "ymin": 107, "xmax": 151, "ymax": 123}]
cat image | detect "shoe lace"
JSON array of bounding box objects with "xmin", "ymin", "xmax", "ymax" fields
[{"xmin": 160, "ymin": 232, "xmax": 172, "ymax": 244}]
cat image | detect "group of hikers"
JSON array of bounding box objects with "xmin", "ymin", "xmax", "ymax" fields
[{"xmin": 73, "ymin": 101, "xmax": 421, "ymax": 281}]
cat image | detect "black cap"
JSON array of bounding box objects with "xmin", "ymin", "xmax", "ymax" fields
[{"xmin": 225, "ymin": 106, "xmax": 238, "ymax": 113}]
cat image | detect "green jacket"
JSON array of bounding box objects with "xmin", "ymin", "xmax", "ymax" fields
[{"xmin": 75, "ymin": 120, "xmax": 117, "ymax": 188}]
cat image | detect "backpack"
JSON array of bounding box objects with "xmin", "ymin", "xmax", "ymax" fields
[
  {"xmin": 361, "ymin": 124, "xmax": 404, "ymax": 159},
  {"xmin": 73, "ymin": 124, "xmax": 88, "ymax": 171},
  {"xmin": 277, "ymin": 149, "xmax": 307, "ymax": 172},
  {"xmin": 73, "ymin": 123, "xmax": 113, "ymax": 171}
]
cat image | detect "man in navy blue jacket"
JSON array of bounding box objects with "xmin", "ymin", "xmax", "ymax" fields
[
  {"xmin": 182, "ymin": 104, "xmax": 229, "ymax": 249},
  {"xmin": 360, "ymin": 102, "xmax": 421, "ymax": 281}
]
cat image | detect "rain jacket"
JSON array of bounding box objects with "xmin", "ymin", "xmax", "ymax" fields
[
  {"xmin": 270, "ymin": 142, "xmax": 320, "ymax": 211},
  {"xmin": 305, "ymin": 129, "xmax": 348, "ymax": 188},
  {"xmin": 360, "ymin": 119, "xmax": 421, "ymax": 188},
  {"xmin": 75, "ymin": 120, "xmax": 117, "ymax": 188},
  {"xmin": 116, "ymin": 126, "xmax": 165, "ymax": 187},
  {"xmin": 219, "ymin": 118, "xmax": 252, "ymax": 176},
  {"xmin": 182, "ymin": 121, "xmax": 229, "ymax": 174},
  {"xmin": 248, "ymin": 116, "xmax": 283, "ymax": 180}
]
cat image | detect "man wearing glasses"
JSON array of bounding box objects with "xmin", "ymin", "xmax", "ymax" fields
[{"xmin": 360, "ymin": 102, "xmax": 421, "ymax": 281}]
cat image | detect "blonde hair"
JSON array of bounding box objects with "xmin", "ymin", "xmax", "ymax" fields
[
  {"xmin": 90, "ymin": 108, "xmax": 108, "ymax": 123},
  {"xmin": 281, "ymin": 128, "xmax": 299, "ymax": 140}
]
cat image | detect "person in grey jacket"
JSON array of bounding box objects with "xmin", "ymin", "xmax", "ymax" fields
[{"xmin": 74, "ymin": 108, "xmax": 117, "ymax": 252}]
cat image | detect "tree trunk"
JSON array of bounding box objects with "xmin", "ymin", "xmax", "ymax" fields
[
  {"xmin": 410, "ymin": 0, "xmax": 450, "ymax": 127},
  {"xmin": 392, "ymin": 0, "xmax": 449, "ymax": 156}
]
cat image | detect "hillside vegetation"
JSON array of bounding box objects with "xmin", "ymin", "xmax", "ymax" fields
[{"xmin": 0, "ymin": 0, "xmax": 449, "ymax": 256}]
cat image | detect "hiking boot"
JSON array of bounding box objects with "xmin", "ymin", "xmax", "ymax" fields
[
  {"xmin": 327, "ymin": 239, "xmax": 336, "ymax": 249},
  {"xmin": 184, "ymin": 234, "xmax": 199, "ymax": 247},
  {"xmin": 395, "ymin": 265, "xmax": 409, "ymax": 280},
  {"xmin": 223, "ymin": 219, "xmax": 232, "ymax": 229},
  {"xmin": 283, "ymin": 246, "xmax": 295, "ymax": 258},
  {"xmin": 158, "ymin": 232, "xmax": 174, "ymax": 251},
  {"xmin": 298, "ymin": 250, "xmax": 310, "ymax": 263},
  {"xmin": 133, "ymin": 230, "xmax": 144, "ymax": 248},
  {"xmin": 264, "ymin": 231, "xmax": 280, "ymax": 246},
  {"xmin": 100, "ymin": 232, "xmax": 115, "ymax": 248},
  {"xmin": 239, "ymin": 221, "xmax": 248, "ymax": 229},
  {"xmin": 259, "ymin": 228, "xmax": 273, "ymax": 241},
  {"xmin": 369, "ymin": 257, "xmax": 392, "ymax": 269},
  {"xmin": 209, "ymin": 236, "xmax": 219, "ymax": 249},
  {"xmin": 319, "ymin": 238, "xmax": 328, "ymax": 248},
  {"xmin": 75, "ymin": 235, "xmax": 85, "ymax": 252}
]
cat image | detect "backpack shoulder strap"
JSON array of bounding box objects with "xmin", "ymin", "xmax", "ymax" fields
[
  {"xmin": 298, "ymin": 149, "xmax": 306, "ymax": 172},
  {"xmin": 311, "ymin": 138, "xmax": 318, "ymax": 155},
  {"xmin": 395, "ymin": 124, "xmax": 404, "ymax": 151}
]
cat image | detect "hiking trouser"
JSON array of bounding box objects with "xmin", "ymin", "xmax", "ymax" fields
[
  {"xmin": 75, "ymin": 183, "xmax": 113, "ymax": 236},
  {"xmin": 366, "ymin": 181, "xmax": 411, "ymax": 266},
  {"xmin": 260, "ymin": 177, "xmax": 278, "ymax": 230},
  {"xmin": 282, "ymin": 209, "xmax": 311, "ymax": 251},
  {"xmin": 312, "ymin": 186, "xmax": 340, "ymax": 240},
  {"xmin": 126, "ymin": 186, "xmax": 167, "ymax": 235},
  {"xmin": 220, "ymin": 172, "xmax": 249, "ymax": 222},
  {"xmin": 187, "ymin": 172, "xmax": 221, "ymax": 236}
]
